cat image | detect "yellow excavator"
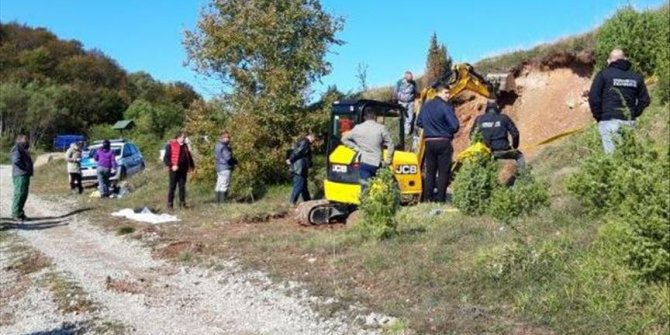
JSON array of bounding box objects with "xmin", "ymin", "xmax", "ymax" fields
[{"xmin": 297, "ymin": 64, "xmax": 514, "ymax": 225}]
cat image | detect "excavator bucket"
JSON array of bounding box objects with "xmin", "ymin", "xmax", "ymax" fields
[{"xmin": 485, "ymin": 73, "xmax": 516, "ymax": 93}]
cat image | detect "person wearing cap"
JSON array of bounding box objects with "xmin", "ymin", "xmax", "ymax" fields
[
  {"xmin": 94, "ymin": 139, "xmax": 117, "ymax": 198},
  {"xmin": 286, "ymin": 133, "xmax": 316, "ymax": 205},
  {"xmin": 65, "ymin": 141, "xmax": 84, "ymax": 194},
  {"xmin": 416, "ymin": 82, "xmax": 459, "ymax": 203},
  {"xmin": 341, "ymin": 107, "xmax": 395, "ymax": 186},
  {"xmin": 394, "ymin": 71, "xmax": 418, "ymax": 136},
  {"xmin": 588, "ymin": 48, "xmax": 650, "ymax": 154},
  {"xmin": 469, "ymin": 100, "xmax": 525, "ymax": 170}
]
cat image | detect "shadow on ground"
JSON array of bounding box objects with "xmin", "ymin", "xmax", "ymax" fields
[
  {"xmin": 24, "ymin": 320, "xmax": 92, "ymax": 335},
  {"xmin": 0, "ymin": 207, "xmax": 95, "ymax": 231}
]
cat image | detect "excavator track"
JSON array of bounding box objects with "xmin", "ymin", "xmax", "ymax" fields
[{"xmin": 294, "ymin": 200, "xmax": 353, "ymax": 225}]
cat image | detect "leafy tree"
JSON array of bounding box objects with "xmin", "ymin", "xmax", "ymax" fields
[
  {"xmin": 184, "ymin": 0, "xmax": 343, "ymax": 98},
  {"xmin": 424, "ymin": 33, "xmax": 453, "ymax": 87},
  {"xmin": 126, "ymin": 71, "xmax": 165, "ymax": 103},
  {"xmin": 165, "ymin": 81, "xmax": 200, "ymax": 109},
  {"xmin": 183, "ymin": 0, "xmax": 344, "ymax": 194},
  {"xmin": 124, "ymin": 99, "xmax": 186, "ymax": 138},
  {"xmin": 0, "ymin": 82, "xmax": 30, "ymax": 139}
]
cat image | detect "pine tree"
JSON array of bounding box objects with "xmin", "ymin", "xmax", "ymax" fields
[{"xmin": 425, "ymin": 33, "xmax": 453, "ymax": 86}]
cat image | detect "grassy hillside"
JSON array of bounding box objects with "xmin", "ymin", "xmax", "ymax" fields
[
  {"xmin": 22, "ymin": 4, "xmax": 669, "ymax": 335},
  {"xmin": 30, "ymin": 96, "xmax": 669, "ymax": 334},
  {"xmin": 474, "ymin": 33, "xmax": 595, "ymax": 74}
]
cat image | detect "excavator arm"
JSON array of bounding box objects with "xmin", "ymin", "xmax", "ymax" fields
[
  {"xmin": 417, "ymin": 63, "xmax": 494, "ymax": 104},
  {"xmin": 414, "ymin": 63, "xmax": 510, "ymax": 166}
]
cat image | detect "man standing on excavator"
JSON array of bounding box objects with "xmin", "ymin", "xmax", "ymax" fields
[
  {"xmin": 394, "ymin": 71, "xmax": 418, "ymax": 136},
  {"xmin": 470, "ymin": 99, "xmax": 525, "ymax": 170}
]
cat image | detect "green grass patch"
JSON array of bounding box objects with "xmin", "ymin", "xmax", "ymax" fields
[{"xmin": 116, "ymin": 226, "xmax": 136, "ymax": 235}]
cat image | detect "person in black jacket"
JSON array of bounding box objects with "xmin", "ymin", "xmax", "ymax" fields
[
  {"xmin": 470, "ymin": 100, "xmax": 525, "ymax": 170},
  {"xmin": 416, "ymin": 82, "xmax": 460, "ymax": 203},
  {"xmin": 286, "ymin": 134, "xmax": 315, "ymax": 205},
  {"xmin": 10, "ymin": 134, "xmax": 34, "ymax": 221},
  {"xmin": 588, "ymin": 49, "xmax": 650, "ymax": 154}
]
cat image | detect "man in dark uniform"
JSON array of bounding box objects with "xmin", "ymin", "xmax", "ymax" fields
[
  {"xmin": 416, "ymin": 82, "xmax": 460, "ymax": 203},
  {"xmin": 286, "ymin": 134, "xmax": 316, "ymax": 206},
  {"xmin": 588, "ymin": 48, "xmax": 650, "ymax": 154},
  {"xmin": 470, "ymin": 100, "xmax": 525, "ymax": 170}
]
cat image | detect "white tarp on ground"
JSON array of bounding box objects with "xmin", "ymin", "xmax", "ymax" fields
[{"xmin": 111, "ymin": 207, "xmax": 180, "ymax": 224}]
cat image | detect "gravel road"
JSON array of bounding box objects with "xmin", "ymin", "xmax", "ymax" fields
[{"xmin": 0, "ymin": 165, "xmax": 378, "ymax": 335}]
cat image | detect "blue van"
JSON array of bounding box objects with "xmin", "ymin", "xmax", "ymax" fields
[{"xmin": 53, "ymin": 135, "xmax": 86, "ymax": 151}]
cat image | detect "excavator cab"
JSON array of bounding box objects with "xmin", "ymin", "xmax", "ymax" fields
[
  {"xmin": 327, "ymin": 100, "xmax": 405, "ymax": 155},
  {"xmin": 297, "ymin": 100, "xmax": 423, "ymax": 225},
  {"xmin": 324, "ymin": 100, "xmax": 422, "ymax": 205}
]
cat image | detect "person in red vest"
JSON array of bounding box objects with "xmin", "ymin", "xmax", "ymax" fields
[{"xmin": 163, "ymin": 130, "xmax": 195, "ymax": 209}]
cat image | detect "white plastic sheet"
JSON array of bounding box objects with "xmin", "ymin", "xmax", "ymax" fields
[{"xmin": 111, "ymin": 207, "xmax": 180, "ymax": 224}]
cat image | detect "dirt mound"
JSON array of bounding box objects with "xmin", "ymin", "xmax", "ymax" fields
[{"xmin": 453, "ymin": 58, "xmax": 594, "ymax": 157}]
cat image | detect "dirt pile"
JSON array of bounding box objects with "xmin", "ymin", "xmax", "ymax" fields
[{"xmin": 452, "ymin": 56, "xmax": 595, "ymax": 156}]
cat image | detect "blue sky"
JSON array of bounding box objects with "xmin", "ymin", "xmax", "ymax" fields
[{"xmin": 1, "ymin": 0, "xmax": 665, "ymax": 99}]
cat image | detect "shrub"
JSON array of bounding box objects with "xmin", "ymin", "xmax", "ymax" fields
[
  {"xmin": 567, "ymin": 128, "xmax": 670, "ymax": 282},
  {"xmin": 566, "ymin": 151, "xmax": 617, "ymax": 215},
  {"xmin": 595, "ymin": 6, "xmax": 669, "ymax": 76},
  {"xmin": 358, "ymin": 168, "xmax": 400, "ymax": 240},
  {"xmin": 488, "ymin": 171, "xmax": 550, "ymax": 225},
  {"xmin": 87, "ymin": 123, "xmax": 118, "ymax": 141},
  {"xmin": 656, "ymin": 55, "xmax": 670, "ymax": 104},
  {"xmin": 452, "ymin": 155, "xmax": 500, "ymax": 215}
]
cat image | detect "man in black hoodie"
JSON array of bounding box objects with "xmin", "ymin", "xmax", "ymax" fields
[
  {"xmin": 286, "ymin": 134, "xmax": 315, "ymax": 206},
  {"xmin": 10, "ymin": 135, "xmax": 34, "ymax": 221},
  {"xmin": 588, "ymin": 49, "xmax": 650, "ymax": 154},
  {"xmin": 470, "ymin": 100, "xmax": 525, "ymax": 170}
]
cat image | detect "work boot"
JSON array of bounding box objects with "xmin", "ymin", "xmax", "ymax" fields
[
  {"xmin": 180, "ymin": 202, "xmax": 189, "ymax": 209},
  {"xmin": 167, "ymin": 203, "xmax": 174, "ymax": 211}
]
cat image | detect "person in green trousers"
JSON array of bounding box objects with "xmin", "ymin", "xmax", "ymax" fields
[{"xmin": 10, "ymin": 134, "xmax": 34, "ymax": 221}]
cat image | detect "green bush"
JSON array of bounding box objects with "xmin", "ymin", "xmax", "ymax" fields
[
  {"xmin": 566, "ymin": 151, "xmax": 617, "ymax": 215},
  {"xmin": 595, "ymin": 6, "xmax": 669, "ymax": 76},
  {"xmin": 653, "ymin": 7, "xmax": 670, "ymax": 103},
  {"xmin": 358, "ymin": 168, "xmax": 400, "ymax": 240},
  {"xmin": 452, "ymin": 155, "xmax": 500, "ymax": 215},
  {"xmin": 568, "ymin": 128, "xmax": 670, "ymax": 282},
  {"xmin": 86, "ymin": 124, "xmax": 118, "ymax": 142},
  {"xmin": 488, "ymin": 171, "xmax": 550, "ymax": 225}
]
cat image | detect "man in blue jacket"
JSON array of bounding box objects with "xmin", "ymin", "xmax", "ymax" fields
[
  {"xmin": 214, "ymin": 132, "xmax": 237, "ymax": 203},
  {"xmin": 588, "ymin": 49, "xmax": 650, "ymax": 154},
  {"xmin": 417, "ymin": 82, "xmax": 460, "ymax": 202}
]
